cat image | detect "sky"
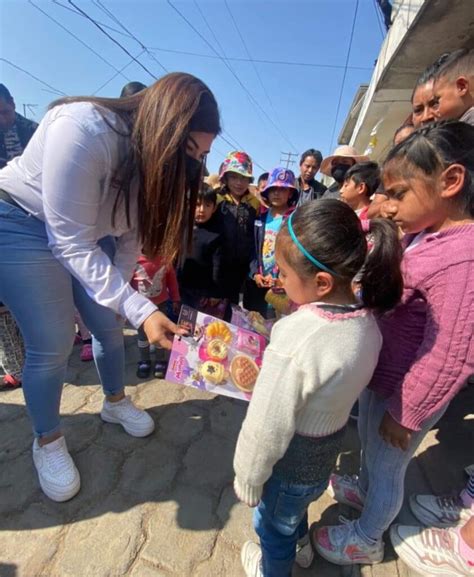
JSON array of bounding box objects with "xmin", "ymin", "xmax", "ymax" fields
[{"xmin": 1, "ymin": 0, "xmax": 386, "ymax": 174}]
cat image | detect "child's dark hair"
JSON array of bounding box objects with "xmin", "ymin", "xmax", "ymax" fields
[
  {"xmin": 344, "ymin": 161, "xmax": 381, "ymax": 197},
  {"xmin": 258, "ymin": 172, "xmax": 269, "ymax": 185},
  {"xmin": 278, "ymin": 200, "xmax": 403, "ymax": 313},
  {"xmin": 385, "ymin": 120, "xmax": 474, "ymax": 217},
  {"xmin": 300, "ymin": 148, "xmax": 323, "ymax": 166},
  {"xmin": 411, "ymin": 53, "xmax": 452, "ymax": 102},
  {"xmin": 433, "ymin": 48, "xmax": 474, "ymax": 84},
  {"xmin": 197, "ymin": 185, "xmax": 217, "ymax": 206}
]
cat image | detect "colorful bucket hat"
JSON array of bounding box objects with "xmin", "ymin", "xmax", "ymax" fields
[
  {"xmin": 262, "ymin": 167, "xmax": 298, "ymax": 200},
  {"xmin": 219, "ymin": 151, "xmax": 254, "ymax": 181}
]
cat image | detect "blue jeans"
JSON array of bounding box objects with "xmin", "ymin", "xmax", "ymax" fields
[
  {"xmin": 254, "ymin": 475, "xmax": 328, "ymax": 577},
  {"xmin": 0, "ymin": 200, "xmax": 125, "ymax": 438},
  {"xmin": 356, "ymin": 388, "xmax": 448, "ymax": 542}
]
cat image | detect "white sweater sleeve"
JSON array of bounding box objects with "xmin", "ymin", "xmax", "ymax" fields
[
  {"xmin": 41, "ymin": 114, "xmax": 156, "ymax": 328},
  {"xmin": 233, "ymin": 346, "xmax": 305, "ymax": 506}
]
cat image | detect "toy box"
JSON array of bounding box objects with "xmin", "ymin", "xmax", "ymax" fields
[{"xmin": 165, "ymin": 305, "xmax": 267, "ymax": 401}]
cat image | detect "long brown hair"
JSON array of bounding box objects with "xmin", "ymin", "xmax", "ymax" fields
[{"xmin": 51, "ymin": 72, "xmax": 221, "ymax": 261}]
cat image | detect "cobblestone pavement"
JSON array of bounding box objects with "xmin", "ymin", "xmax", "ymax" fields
[{"xmin": 1, "ymin": 331, "xmax": 472, "ymax": 577}]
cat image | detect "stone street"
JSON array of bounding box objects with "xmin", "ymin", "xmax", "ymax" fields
[{"xmin": 1, "ymin": 330, "xmax": 472, "ymax": 577}]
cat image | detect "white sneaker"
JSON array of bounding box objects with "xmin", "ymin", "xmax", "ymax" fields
[
  {"xmin": 328, "ymin": 473, "xmax": 365, "ymax": 511},
  {"xmin": 32, "ymin": 436, "xmax": 80, "ymax": 502},
  {"xmin": 295, "ymin": 534, "xmax": 314, "ymax": 568},
  {"xmin": 241, "ymin": 541, "xmax": 263, "ymax": 577},
  {"xmin": 313, "ymin": 517, "xmax": 384, "ymax": 565},
  {"xmin": 101, "ymin": 395, "xmax": 155, "ymax": 437},
  {"xmin": 391, "ymin": 524, "xmax": 474, "ymax": 577},
  {"xmin": 409, "ymin": 493, "xmax": 474, "ymax": 528}
]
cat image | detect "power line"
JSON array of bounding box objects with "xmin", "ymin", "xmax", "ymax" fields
[
  {"xmin": 91, "ymin": 0, "xmax": 168, "ymax": 73},
  {"xmin": 1, "ymin": 58, "xmax": 67, "ymax": 96},
  {"xmin": 147, "ymin": 46, "xmax": 373, "ymax": 71},
  {"xmin": 52, "ymin": 0, "xmax": 135, "ymax": 40},
  {"xmin": 223, "ymin": 0, "xmax": 297, "ymax": 152},
  {"xmin": 328, "ymin": 0, "xmax": 360, "ymax": 153},
  {"xmin": 92, "ymin": 49, "xmax": 146, "ymax": 95},
  {"xmin": 67, "ymin": 0, "xmax": 157, "ymax": 80},
  {"xmin": 167, "ymin": 0, "xmax": 295, "ymax": 154},
  {"xmin": 28, "ymin": 0, "xmax": 131, "ymax": 83},
  {"xmin": 280, "ymin": 152, "xmax": 298, "ymax": 169}
]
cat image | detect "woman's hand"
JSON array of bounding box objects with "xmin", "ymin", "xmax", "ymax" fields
[
  {"xmin": 379, "ymin": 411, "xmax": 413, "ymax": 451},
  {"xmin": 142, "ymin": 310, "xmax": 187, "ymax": 350}
]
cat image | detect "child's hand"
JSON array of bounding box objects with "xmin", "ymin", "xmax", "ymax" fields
[
  {"xmin": 172, "ymin": 301, "xmax": 181, "ymax": 316},
  {"xmin": 262, "ymin": 274, "xmax": 274, "ymax": 287},
  {"xmin": 379, "ymin": 411, "xmax": 413, "ymax": 451},
  {"xmin": 254, "ymin": 274, "xmax": 267, "ymax": 288}
]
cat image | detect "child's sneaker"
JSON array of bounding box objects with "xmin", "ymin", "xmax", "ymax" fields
[
  {"xmin": 136, "ymin": 360, "xmax": 152, "ymax": 379},
  {"xmin": 2, "ymin": 374, "xmax": 22, "ymax": 389},
  {"xmin": 80, "ymin": 343, "xmax": 93, "ymax": 362},
  {"xmin": 241, "ymin": 541, "xmax": 263, "ymax": 577},
  {"xmin": 312, "ymin": 518, "xmax": 384, "ymax": 565},
  {"xmin": 409, "ymin": 493, "xmax": 474, "ymax": 528},
  {"xmin": 153, "ymin": 361, "xmax": 167, "ymax": 379},
  {"xmin": 101, "ymin": 396, "xmax": 155, "ymax": 437},
  {"xmin": 328, "ymin": 473, "xmax": 364, "ymax": 511},
  {"xmin": 32, "ymin": 436, "xmax": 81, "ymax": 502},
  {"xmin": 390, "ymin": 524, "xmax": 474, "ymax": 577},
  {"xmin": 295, "ymin": 533, "xmax": 314, "ymax": 568}
]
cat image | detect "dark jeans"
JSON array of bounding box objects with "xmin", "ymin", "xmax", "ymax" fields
[{"xmin": 254, "ymin": 476, "xmax": 328, "ymax": 577}]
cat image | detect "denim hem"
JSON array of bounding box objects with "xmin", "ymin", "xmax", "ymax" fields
[{"xmin": 35, "ymin": 423, "xmax": 62, "ymax": 439}]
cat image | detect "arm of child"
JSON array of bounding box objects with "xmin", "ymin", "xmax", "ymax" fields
[
  {"xmin": 386, "ymin": 263, "xmax": 473, "ymax": 434},
  {"xmin": 233, "ymin": 348, "xmax": 305, "ymax": 506},
  {"xmin": 165, "ymin": 265, "xmax": 180, "ymax": 304}
]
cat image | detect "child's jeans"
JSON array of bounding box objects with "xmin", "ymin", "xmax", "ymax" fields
[
  {"xmin": 254, "ymin": 475, "xmax": 328, "ymax": 577},
  {"xmin": 355, "ymin": 388, "xmax": 448, "ymax": 542}
]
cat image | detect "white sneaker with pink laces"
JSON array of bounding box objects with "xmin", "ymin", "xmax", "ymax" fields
[
  {"xmin": 328, "ymin": 473, "xmax": 365, "ymax": 511},
  {"xmin": 391, "ymin": 524, "xmax": 474, "ymax": 577}
]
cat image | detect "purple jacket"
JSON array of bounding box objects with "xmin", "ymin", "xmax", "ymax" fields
[{"xmin": 369, "ymin": 224, "xmax": 474, "ymax": 431}]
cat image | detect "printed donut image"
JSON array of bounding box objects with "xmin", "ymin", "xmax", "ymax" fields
[
  {"xmin": 200, "ymin": 361, "xmax": 226, "ymax": 385},
  {"xmin": 205, "ymin": 321, "xmax": 233, "ymax": 344},
  {"xmin": 206, "ymin": 339, "xmax": 229, "ymax": 361},
  {"xmin": 230, "ymin": 355, "xmax": 259, "ymax": 393}
]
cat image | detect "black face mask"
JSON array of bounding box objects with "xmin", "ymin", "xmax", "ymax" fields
[
  {"xmin": 331, "ymin": 163, "xmax": 351, "ymax": 184},
  {"xmin": 185, "ymin": 154, "xmax": 202, "ymax": 182}
]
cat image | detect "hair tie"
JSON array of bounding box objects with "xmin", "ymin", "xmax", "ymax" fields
[
  {"xmin": 287, "ymin": 212, "xmax": 339, "ymax": 276},
  {"xmin": 361, "ymin": 218, "xmax": 371, "ymax": 233}
]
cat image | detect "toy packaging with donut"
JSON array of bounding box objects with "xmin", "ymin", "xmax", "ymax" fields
[{"xmin": 165, "ymin": 305, "xmax": 267, "ymax": 401}]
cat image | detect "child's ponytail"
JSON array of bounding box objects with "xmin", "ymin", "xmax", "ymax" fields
[{"xmin": 360, "ymin": 218, "xmax": 404, "ymax": 313}]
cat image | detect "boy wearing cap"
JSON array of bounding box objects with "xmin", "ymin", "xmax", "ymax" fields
[
  {"xmin": 244, "ymin": 167, "xmax": 297, "ymax": 317},
  {"xmin": 320, "ymin": 145, "xmax": 369, "ymax": 200},
  {"xmin": 216, "ymin": 151, "xmax": 259, "ymax": 310}
]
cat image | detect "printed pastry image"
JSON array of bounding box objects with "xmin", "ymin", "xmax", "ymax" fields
[
  {"xmin": 206, "ymin": 338, "xmax": 229, "ymax": 361},
  {"xmin": 205, "ymin": 321, "xmax": 233, "ymax": 344},
  {"xmin": 230, "ymin": 355, "xmax": 259, "ymax": 393},
  {"xmin": 247, "ymin": 311, "xmax": 270, "ymax": 336},
  {"xmin": 200, "ymin": 361, "xmax": 226, "ymax": 385}
]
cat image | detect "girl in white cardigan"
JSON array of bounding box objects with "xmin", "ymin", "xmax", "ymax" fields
[{"xmin": 233, "ymin": 199, "xmax": 403, "ymax": 577}]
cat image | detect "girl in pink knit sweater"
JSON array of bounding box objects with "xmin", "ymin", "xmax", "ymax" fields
[{"xmin": 314, "ymin": 121, "xmax": 474, "ymax": 567}]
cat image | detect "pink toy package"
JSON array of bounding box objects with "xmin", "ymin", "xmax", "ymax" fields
[{"xmin": 165, "ymin": 305, "xmax": 267, "ymax": 402}]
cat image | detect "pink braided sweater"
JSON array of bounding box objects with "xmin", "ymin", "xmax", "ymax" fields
[{"xmin": 369, "ymin": 224, "xmax": 474, "ymax": 431}]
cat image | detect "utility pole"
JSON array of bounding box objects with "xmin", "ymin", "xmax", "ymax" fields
[
  {"xmin": 22, "ymin": 104, "xmax": 38, "ymax": 119},
  {"xmin": 280, "ymin": 151, "xmax": 298, "ymax": 169}
]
